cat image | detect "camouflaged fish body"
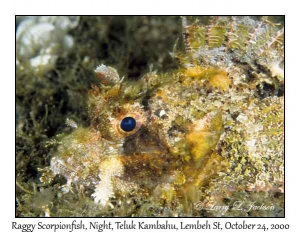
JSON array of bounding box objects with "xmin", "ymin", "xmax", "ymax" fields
[{"xmin": 47, "ymin": 16, "xmax": 284, "ymax": 217}]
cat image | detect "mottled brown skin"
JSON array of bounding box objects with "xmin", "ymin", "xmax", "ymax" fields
[{"xmin": 48, "ymin": 16, "xmax": 284, "ymax": 216}]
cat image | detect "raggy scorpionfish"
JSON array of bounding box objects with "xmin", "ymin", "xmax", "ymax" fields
[{"xmin": 45, "ymin": 16, "xmax": 284, "ymax": 217}]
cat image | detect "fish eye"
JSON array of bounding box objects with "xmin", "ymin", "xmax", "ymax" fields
[{"xmin": 120, "ymin": 117, "xmax": 136, "ymax": 132}]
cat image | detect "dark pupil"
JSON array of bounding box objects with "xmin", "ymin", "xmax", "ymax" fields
[{"xmin": 120, "ymin": 117, "xmax": 136, "ymax": 132}]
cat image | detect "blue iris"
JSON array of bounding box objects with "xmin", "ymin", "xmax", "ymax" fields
[{"xmin": 120, "ymin": 117, "xmax": 136, "ymax": 132}]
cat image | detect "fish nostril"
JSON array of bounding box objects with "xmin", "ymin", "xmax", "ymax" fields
[{"xmin": 120, "ymin": 117, "xmax": 136, "ymax": 132}]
